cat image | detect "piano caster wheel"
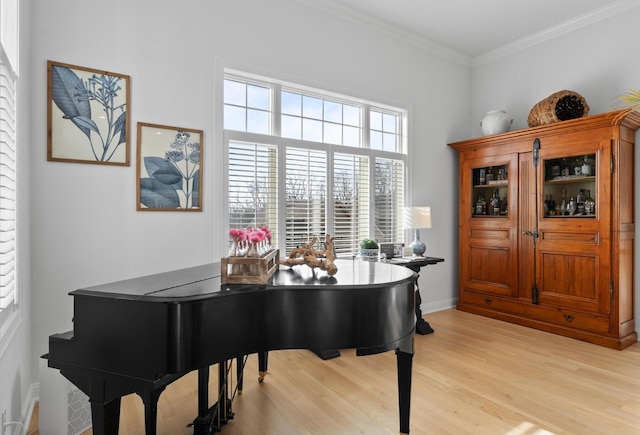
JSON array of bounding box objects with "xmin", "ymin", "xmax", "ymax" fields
[{"xmin": 258, "ymin": 370, "xmax": 268, "ymax": 382}]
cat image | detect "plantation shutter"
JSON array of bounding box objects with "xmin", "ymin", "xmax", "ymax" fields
[
  {"xmin": 333, "ymin": 153, "xmax": 369, "ymax": 255},
  {"xmin": 0, "ymin": 48, "xmax": 16, "ymax": 311},
  {"xmin": 374, "ymin": 158, "xmax": 404, "ymax": 244},
  {"xmin": 227, "ymin": 141, "xmax": 278, "ymax": 247},
  {"xmin": 285, "ymin": 147, "xmax": 327, "ymax": 254}
]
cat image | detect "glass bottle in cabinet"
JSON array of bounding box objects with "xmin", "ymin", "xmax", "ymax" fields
[
  {"xmin": 543, "ymin": 153, "xmax": 596, "ymax": 217},
  {"xmin": 472, "ymin": 164, "xmax": 508, "ymax": 217}
]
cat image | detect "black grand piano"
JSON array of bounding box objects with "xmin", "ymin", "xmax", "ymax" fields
[{"xmin": 44, "ymin": 259, "xmax": 417, "ymax": 434}]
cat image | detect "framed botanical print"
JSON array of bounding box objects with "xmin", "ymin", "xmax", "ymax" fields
[
  {"xmin": 137, "ymin": 122, "xmax": 203, "ymax": 211},
  {"xmin": 47, "ymin": 60, "xmax": 130, "ymax": 165}
]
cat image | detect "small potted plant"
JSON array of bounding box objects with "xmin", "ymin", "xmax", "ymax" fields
[{"xmin": 359, "ymin": 238, "xmax": 379, "ymax": 258}]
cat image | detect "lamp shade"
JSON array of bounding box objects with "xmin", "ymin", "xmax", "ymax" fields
[{"xmin": 403, "ymin": 206, "xmax": 432, "ymax": 230}]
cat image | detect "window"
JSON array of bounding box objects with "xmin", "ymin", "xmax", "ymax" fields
[
  {"xmin": 223, "ymin": 72, "xmax": 407, "ymax": 256},
  {"xmin": 0, "ymin": 45, "xmax": 18, "ymax": 348},
  {"xmin": 285, "ymin": 147, "xmax": 327, "ymax": 252},
  {"xmin": 333, "ymin": 153, "xmax": 369, "ymax": 253},
  {"xmin": 227, "ymin": 141, "xmax": 278, "ymax": 246},
  {"xmin": 281, "ymin": 90, "xmax": 362, "ymax": 147},
  {"xmin": 374, "ymin": 158, "xmax": 404, "ymax": 243},
  {"xmin": 370, "ymin": 109, "xmax": 400, "ymax": 152},
  {"xmin": 223, "ymin": 79, "xmax": 271, "ymax": 134}
]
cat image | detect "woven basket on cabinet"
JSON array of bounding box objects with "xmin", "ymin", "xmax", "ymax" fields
[{"xmin": 527, "ymin": 90, "xmax": 589, "ymax": 127}]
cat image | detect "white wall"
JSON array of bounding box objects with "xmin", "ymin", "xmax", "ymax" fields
[
  {"xmin": 30, "ymin": 0, "xmax": 469, "ymax": 431},
  {"xmin": 471, "ymin": 4, "xmax": 640, "ymax": 330}
]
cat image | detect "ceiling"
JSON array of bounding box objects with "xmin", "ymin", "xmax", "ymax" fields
[{"xmin": 303, "ymin": 0, "xmax": 634, "ymax": 61}]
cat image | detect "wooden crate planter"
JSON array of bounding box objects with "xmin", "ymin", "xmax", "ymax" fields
[{"xmin": 221, "ymin": 249, "xmax": 280, "ymax": 285}]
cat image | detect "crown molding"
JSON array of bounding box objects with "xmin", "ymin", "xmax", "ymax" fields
[
  {"xmin": 472, "ymin": 0, "xmax": 640, "ymax": 67},
  {"xmin": 293, "ymin": 0, "xmax": 639, "ymax": 69},
  {"xmin": 292, "ymin": 0, "xmax": 473, "ymax": 67}
]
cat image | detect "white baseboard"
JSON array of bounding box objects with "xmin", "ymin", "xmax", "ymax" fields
[
  {"xmin": 10, "ymin": 382, "xmax": 38, "ymax": 435},
  {"xmin": 419, "ymin": 298, "xmax": 457, "ymax": 314}
]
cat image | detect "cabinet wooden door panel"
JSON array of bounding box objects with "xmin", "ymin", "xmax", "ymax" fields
[
  {"xmin": 467, "ymin": 245, "xmax": 514, "ymax": 295},
  {"xmin": 538, "ymin": 250, "xmax": 608, "ymax": 314}
]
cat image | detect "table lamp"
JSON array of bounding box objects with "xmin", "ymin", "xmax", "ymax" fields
[{"xmin": 403, "ymin": 206, "xmax": 432, "ymax": 256}]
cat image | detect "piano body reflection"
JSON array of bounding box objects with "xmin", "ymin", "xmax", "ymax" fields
[{"xmin": 44, "ymin": 259, "xmax": 417, "ymax": 434}]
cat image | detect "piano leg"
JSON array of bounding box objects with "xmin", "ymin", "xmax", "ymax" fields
[
  {"xmin": 193, "ymin": 366, "xmax": 210, "ymax": 435},
  {"xmin": 258, "ymin": 351, "xmax": 268, "ymax": 382},
  {"xmin": 89, "ymin": 397, "xmax": 121, "ymax": 435},
  {"xmin": 237, "ymin": 357, "xmax": 244, "ymax": 393},
  {"xmin": 219, "ymin": 362, "xmax": 231, "ymax": 423},
  {"xmin": 136, "ymin": 388, "xmax": 164, "ymax": 435},
  {"xmin": 396, "ymin": 348, "xmax": 413, "ymax": 435},
  {"xmin": 193, "ymin": 363, "xmax": 236, "ymax": 434}
]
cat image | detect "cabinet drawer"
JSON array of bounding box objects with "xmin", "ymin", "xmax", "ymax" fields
[
  {"xmin": 461, "ymin": 290, "xmax": 610, "ymax": 334},
  {"xmin": 535, "ymin": 306, "xmax": 610, "ymax": 334}
]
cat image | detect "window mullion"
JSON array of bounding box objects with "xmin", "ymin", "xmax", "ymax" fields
[
  {"xmin": 363, "ymin": 103, "xmax": 371, "ymax": 149},
  {"xmin": 277, "ymin": 140, "xmax": 287, "ymax": 252},
  {"xmin": 273, "ymin": 83, "xmax": 281, "ymax": 137},
  {"xmin": 326, "ymin": 148, "xmax": 334, "ymax": 237},
  {"xmin": 368, "ymin": 156, "xmax": 376, "ymax": 239}
]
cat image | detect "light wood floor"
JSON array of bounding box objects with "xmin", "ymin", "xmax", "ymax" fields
[{"xmin": 45, "ymin": 309, "xmax": 640, "ymax": 434}]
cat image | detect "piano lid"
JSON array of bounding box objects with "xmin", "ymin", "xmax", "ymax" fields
[
  {"xmin": 70, "ymin": 263, "xmax": 221, "ymax": 300},
  {"xmin": 70, "ymin": 259, "xmax": 416, "ymax": 301}
]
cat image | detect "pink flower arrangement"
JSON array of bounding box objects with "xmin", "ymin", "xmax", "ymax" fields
[{"xmin": 228, "ymin": 226, "xmax": 273, "ymax": 257}]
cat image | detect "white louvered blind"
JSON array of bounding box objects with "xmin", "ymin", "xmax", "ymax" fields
[
  {"xmin": 0, "ymin": 47, "xmax": 16, "ymax": 312},
  {"xmin": 285, "ymin": 147, "xmax": 327, "ymax": 253},
  {"xmin": 228, "ymin": 141, "xmax": 278, "ymax": 247},
  {"xmin": 374, "ymin": 158, "xmax": 404, "ymax": 244},
  {"xmin": 333, "ymin": 153, "xmax": 369, "ymax": 255}
]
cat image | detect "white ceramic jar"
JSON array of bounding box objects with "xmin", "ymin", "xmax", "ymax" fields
[{"xmin": 481, "ymin": 110, "xmax": 513, "ymax": 136}]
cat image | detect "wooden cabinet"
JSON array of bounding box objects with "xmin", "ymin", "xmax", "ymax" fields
[{"xmin": 449, "ymin": 111, "xmax": 640, "ymax": 350}]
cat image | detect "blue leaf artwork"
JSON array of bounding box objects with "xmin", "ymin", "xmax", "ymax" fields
[
  {"xmin": 49, "ymin": 62, "xmax": 129, "ymax": 163},
  {"xmin": 191, "ymin": 169, "xmax": 200, "ymax": 208},
  {"xmin": 140, "ymin": 178, "xmax": 180, "ymax": 208},
  {"xmin": 138, "ymin": 126, "xmax": 202, "ymax": 211},
  {"xmin": 50, "ymin": 66, "xmax": 92, "ymax": 139}
]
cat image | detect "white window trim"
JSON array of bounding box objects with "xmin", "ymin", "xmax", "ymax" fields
[
  {"xmin": 0, "ymin": 41, "xmax": 19, "ymax": 357},
  {"xmin": 0, "ymin": 309, "xmax": 21, "ymax": 357}
]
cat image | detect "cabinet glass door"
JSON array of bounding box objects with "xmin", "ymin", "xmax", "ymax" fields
[
  {"xmin": 542, "ymin": 154, "xmax": 596, "ymax": 218},
  {"xmin": 471, "ymin": 164, "xmax": 509, "ymax": 217}
]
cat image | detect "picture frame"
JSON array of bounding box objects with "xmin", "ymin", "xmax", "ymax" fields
[
  {"xmin": 136, "ymin": 122, "xmax": 203, "ymax": 211},
  {"xmin": 393, "ymin": 243, "xmax": 405, "ymax": 258},
  {"xmin": 379, "ymin": 243, "xmax": 395, "ymax": 259},
  {"xmin": 380, "ymin": 242, "xmax": 404, "ymax": 259},
  {"xmin": 47, "ymin": 61, "xmax": 130, "ymax": 165}
]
